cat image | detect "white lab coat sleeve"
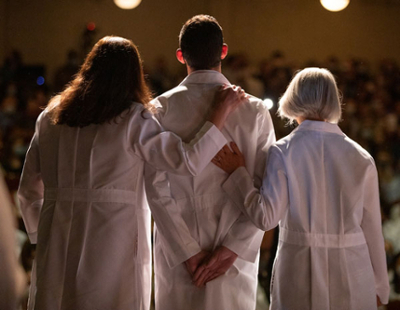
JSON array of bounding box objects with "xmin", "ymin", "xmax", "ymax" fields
[
  {"xmin": 222, "ymin": 146, "xmax": 289, "ymax": 232},
  {"xmin": 132, "ymin": 110, "xmax": 227, "ymax": 176},
  {"xmin": 360, "ymin": 160, "xmax": 390, "ymax": 305},
  {"xmin": 221, "ymin": 106, "xmax": 276, "ymax": 262},
  {"xmin": 144, "ymin": 163, "xmax": 201, "ymax": 268},
  {"xmin": 18, "ymin": 114, "xmax": 45, "ymax": 244}
]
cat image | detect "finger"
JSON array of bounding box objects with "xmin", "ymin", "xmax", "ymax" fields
[
  {"xmin": 199, "ymin": 269, "xmax": 217, "ymax": 287},
  {"xmin": 193, "ymin": 264, "xmax": 207, "ymax": 283},
  {"xmin": 230, "ymin": 142, "xmax": 242, "ymax": 155},
  {"xmin": 222, "ymin": 144, "xmax": 231, "ymax": 154},
  {"xmin": 204, "ymin": 254, "xmax": 219, "ymax": 270},
  {"xmin": 194, "ymin": 268, "xmax": 211, "ymax": 287},
  {"xmin": 185, "ymin": 263, "xmax": 194, "ymax": 276},
  {"xmin": 214, "ymin": 149, "xmax": 224, "ymax": 158},
  {"xmin": 204, "ymin": 271, "xmax": 222, "ymax": 284},
  {"xmin": 211, "ymin": 159, "xmax": 222, "ymax": 167}
]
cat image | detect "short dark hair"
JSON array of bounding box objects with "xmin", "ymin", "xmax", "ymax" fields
[
  {"xmin": 179, "ymin": 15, "xmax": 224, "ymax": 70},
  {"xmin": 47, "ymin": 36, "xmax": 153, "ymax": 127}
]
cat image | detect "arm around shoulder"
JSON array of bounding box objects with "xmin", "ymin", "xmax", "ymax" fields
[
  {"xmin": 130, "ymin": 105, "xmax": 227, "ymax": 176},
  {"xmin": 222, "ymin": 146, "xmax": 289, "ymax": 231}
]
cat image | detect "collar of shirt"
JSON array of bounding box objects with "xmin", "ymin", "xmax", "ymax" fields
[
  {"xmin": 179, "ymin": 70, "xmax": 231, "ymax": 86},
  {"xmin": 293, "ymin": 120, "xmax": 345, "ymax": 136}
]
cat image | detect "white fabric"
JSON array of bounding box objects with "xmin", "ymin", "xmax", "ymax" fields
[
  {"xmin": 146, "ymin": 70, "xmax": 275, "ymax": 310},
  {"xmin": 18, "ymin": 103, "xmax": 227, "ymax": 310},
  {"xmin": 223, "ymin": 120, "xmax": 390, "ymax": 309},
  {"xmin": 0, "ymin": 169, "xmax": 24, "ymax": 310}
]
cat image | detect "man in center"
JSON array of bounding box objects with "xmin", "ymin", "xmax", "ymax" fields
[{"xmin": 145, "ymin": 15, "xmax": 276, "ymax": 309}]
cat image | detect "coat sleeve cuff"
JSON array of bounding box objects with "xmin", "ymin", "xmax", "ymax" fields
[
  {"xmin": 164, "ymin": 240, "xmax": 202, "ymax": 269},
  {"xmin": 200, "ymin": 121, "xmax": 227, "ymax": 150},
  {"xmin": 222, "ymin": 238, "xmax": 261, "ymax": 263}
]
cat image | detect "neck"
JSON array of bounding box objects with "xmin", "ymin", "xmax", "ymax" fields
[
  {"xmin": 296, "ymin": 117, "xmax": 325, "ymax": 124},
  {"xmin": 186, "ymin": 64, "xmax": 222, "ymax": 75}
]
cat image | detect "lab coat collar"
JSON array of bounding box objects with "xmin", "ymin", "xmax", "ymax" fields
[
  {"xmin": 179, "ymin": 70, "xmax": 231, "ymax": 86},
  {"xmin": 294, "ymin": 120, "xmax": 345, "ymax": 136}
]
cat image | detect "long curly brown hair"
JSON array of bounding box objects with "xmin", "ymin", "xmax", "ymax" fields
[{"xmin": 47, "ymin": 36, "xmax": 153, "ymax": 127}]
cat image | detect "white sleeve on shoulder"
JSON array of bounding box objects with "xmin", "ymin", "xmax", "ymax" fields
[
  {"xmin": 144, "ymin": 163, "xmax": 201, "ymax": 268},
  {"xmin": 222, "ymin": 107, "xmax": 277, "ymax": 262},
  {"xmin": 361, "ymin": 161, "xmax": 390, "ymax": 305},
  {"xmin": 131, "ymin": 104, "xmax": 227, "ymax": 176},
  {"xmin": 18, "ymin": 114, "xmax": 45, "ymax": 244}
]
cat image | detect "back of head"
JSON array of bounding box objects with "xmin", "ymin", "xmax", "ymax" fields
[
  {"xmin": 278, "ymin": 68, "xmax": 342, "ymax": 124},
  {"xmin": 179, "ymin": 15, "xmax": 223, "ymax": 70},
  {"xmin": 47, "ymin": 36, "xmax": 152, "ymax": 127}
]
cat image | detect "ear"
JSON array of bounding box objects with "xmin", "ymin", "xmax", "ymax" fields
[
  {"xmin": 221, "ymin": 44, "xmax": 228, "ymax": 60},
  {"xmin": 176, "ymin": 48, "xmax": 185, "ymax": 64}
]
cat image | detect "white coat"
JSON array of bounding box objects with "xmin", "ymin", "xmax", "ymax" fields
[
  {"xmin": 223, "ymin": 120, "xmax": 390, "ymax": 310},
  {"xmin": 146, "ymin": 70, "xmax": 275, "ymax": 310},
  {"xmin": 18, "ymin": 103, "xmax": 227, "ymax": 310}
]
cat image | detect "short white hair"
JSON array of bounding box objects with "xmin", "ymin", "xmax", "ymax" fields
[{"xmin": 278, "ymin": 67, "xmax": 342, "ymax": 124}]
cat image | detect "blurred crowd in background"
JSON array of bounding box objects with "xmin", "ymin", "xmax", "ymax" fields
[{"xmin": 1, "ymin": 48, "xmax": 400, "ymax": 308}]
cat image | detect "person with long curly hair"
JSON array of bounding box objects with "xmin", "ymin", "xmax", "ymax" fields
[{"xmin": 18, "ymin": 36, "xmax": 245, "ymax": 310}]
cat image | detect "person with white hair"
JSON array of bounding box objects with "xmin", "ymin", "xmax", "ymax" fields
[{"xmin": 212, "ymin": 67, "xmax": 390, "ymax": 309}]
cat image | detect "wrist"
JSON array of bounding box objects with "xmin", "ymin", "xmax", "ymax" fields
[{"xmin": 208, "ymin": 113, "xmax": 227, "ymax": 130}]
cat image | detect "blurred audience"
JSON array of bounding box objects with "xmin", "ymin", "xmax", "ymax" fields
[
  {"xmin": 1, "ymin": 49, "xmax": 400, "ymax": 308},
  {"xmin": 53, "ymin": 50, "xmax": 80, "ymax": 93}
]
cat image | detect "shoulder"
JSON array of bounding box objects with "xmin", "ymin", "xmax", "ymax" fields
[
  {"xmin": 35, "ymin": 109, "xmax": 52, "ymax": 129},
  {"xmin": 269, "ymin": 140, "xmax": 289, "ymax": 156},
  {"xmin": 124, "ymin": 102, "xmax": 159, "ymax": 126},
  {"xmin": 152, "ymin": 85, "xmax": 188, "ymax": 106},
  {"xmin": 239, "ymin": 95, "xmax": 273, "ymax": 130},
  {"xmin": 343, "ymin": 135, "xmax": 375, "ymax": 165},
  {"xmin": 150, "ymin": 85, "xmax": 189, "ymax": 118},
  {"xmin": 245, "ymin": 95, "xmax": 269, "ymax": 114}
]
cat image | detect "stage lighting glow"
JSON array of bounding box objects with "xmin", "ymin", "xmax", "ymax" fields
[
  {"xmin": 114, "ymin": 0, "xmax": 142, "ymax": 10},
  {"xmin": 263, "ymin": 98, "xmax": 274, "ymax": 110},
  {"xmin": 36, "ymin": 76, "xmax": 45, "ymax": 86},
  {"xmin": 320, "ymin": 0, "xmax": 350, "ymax": 12}
]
